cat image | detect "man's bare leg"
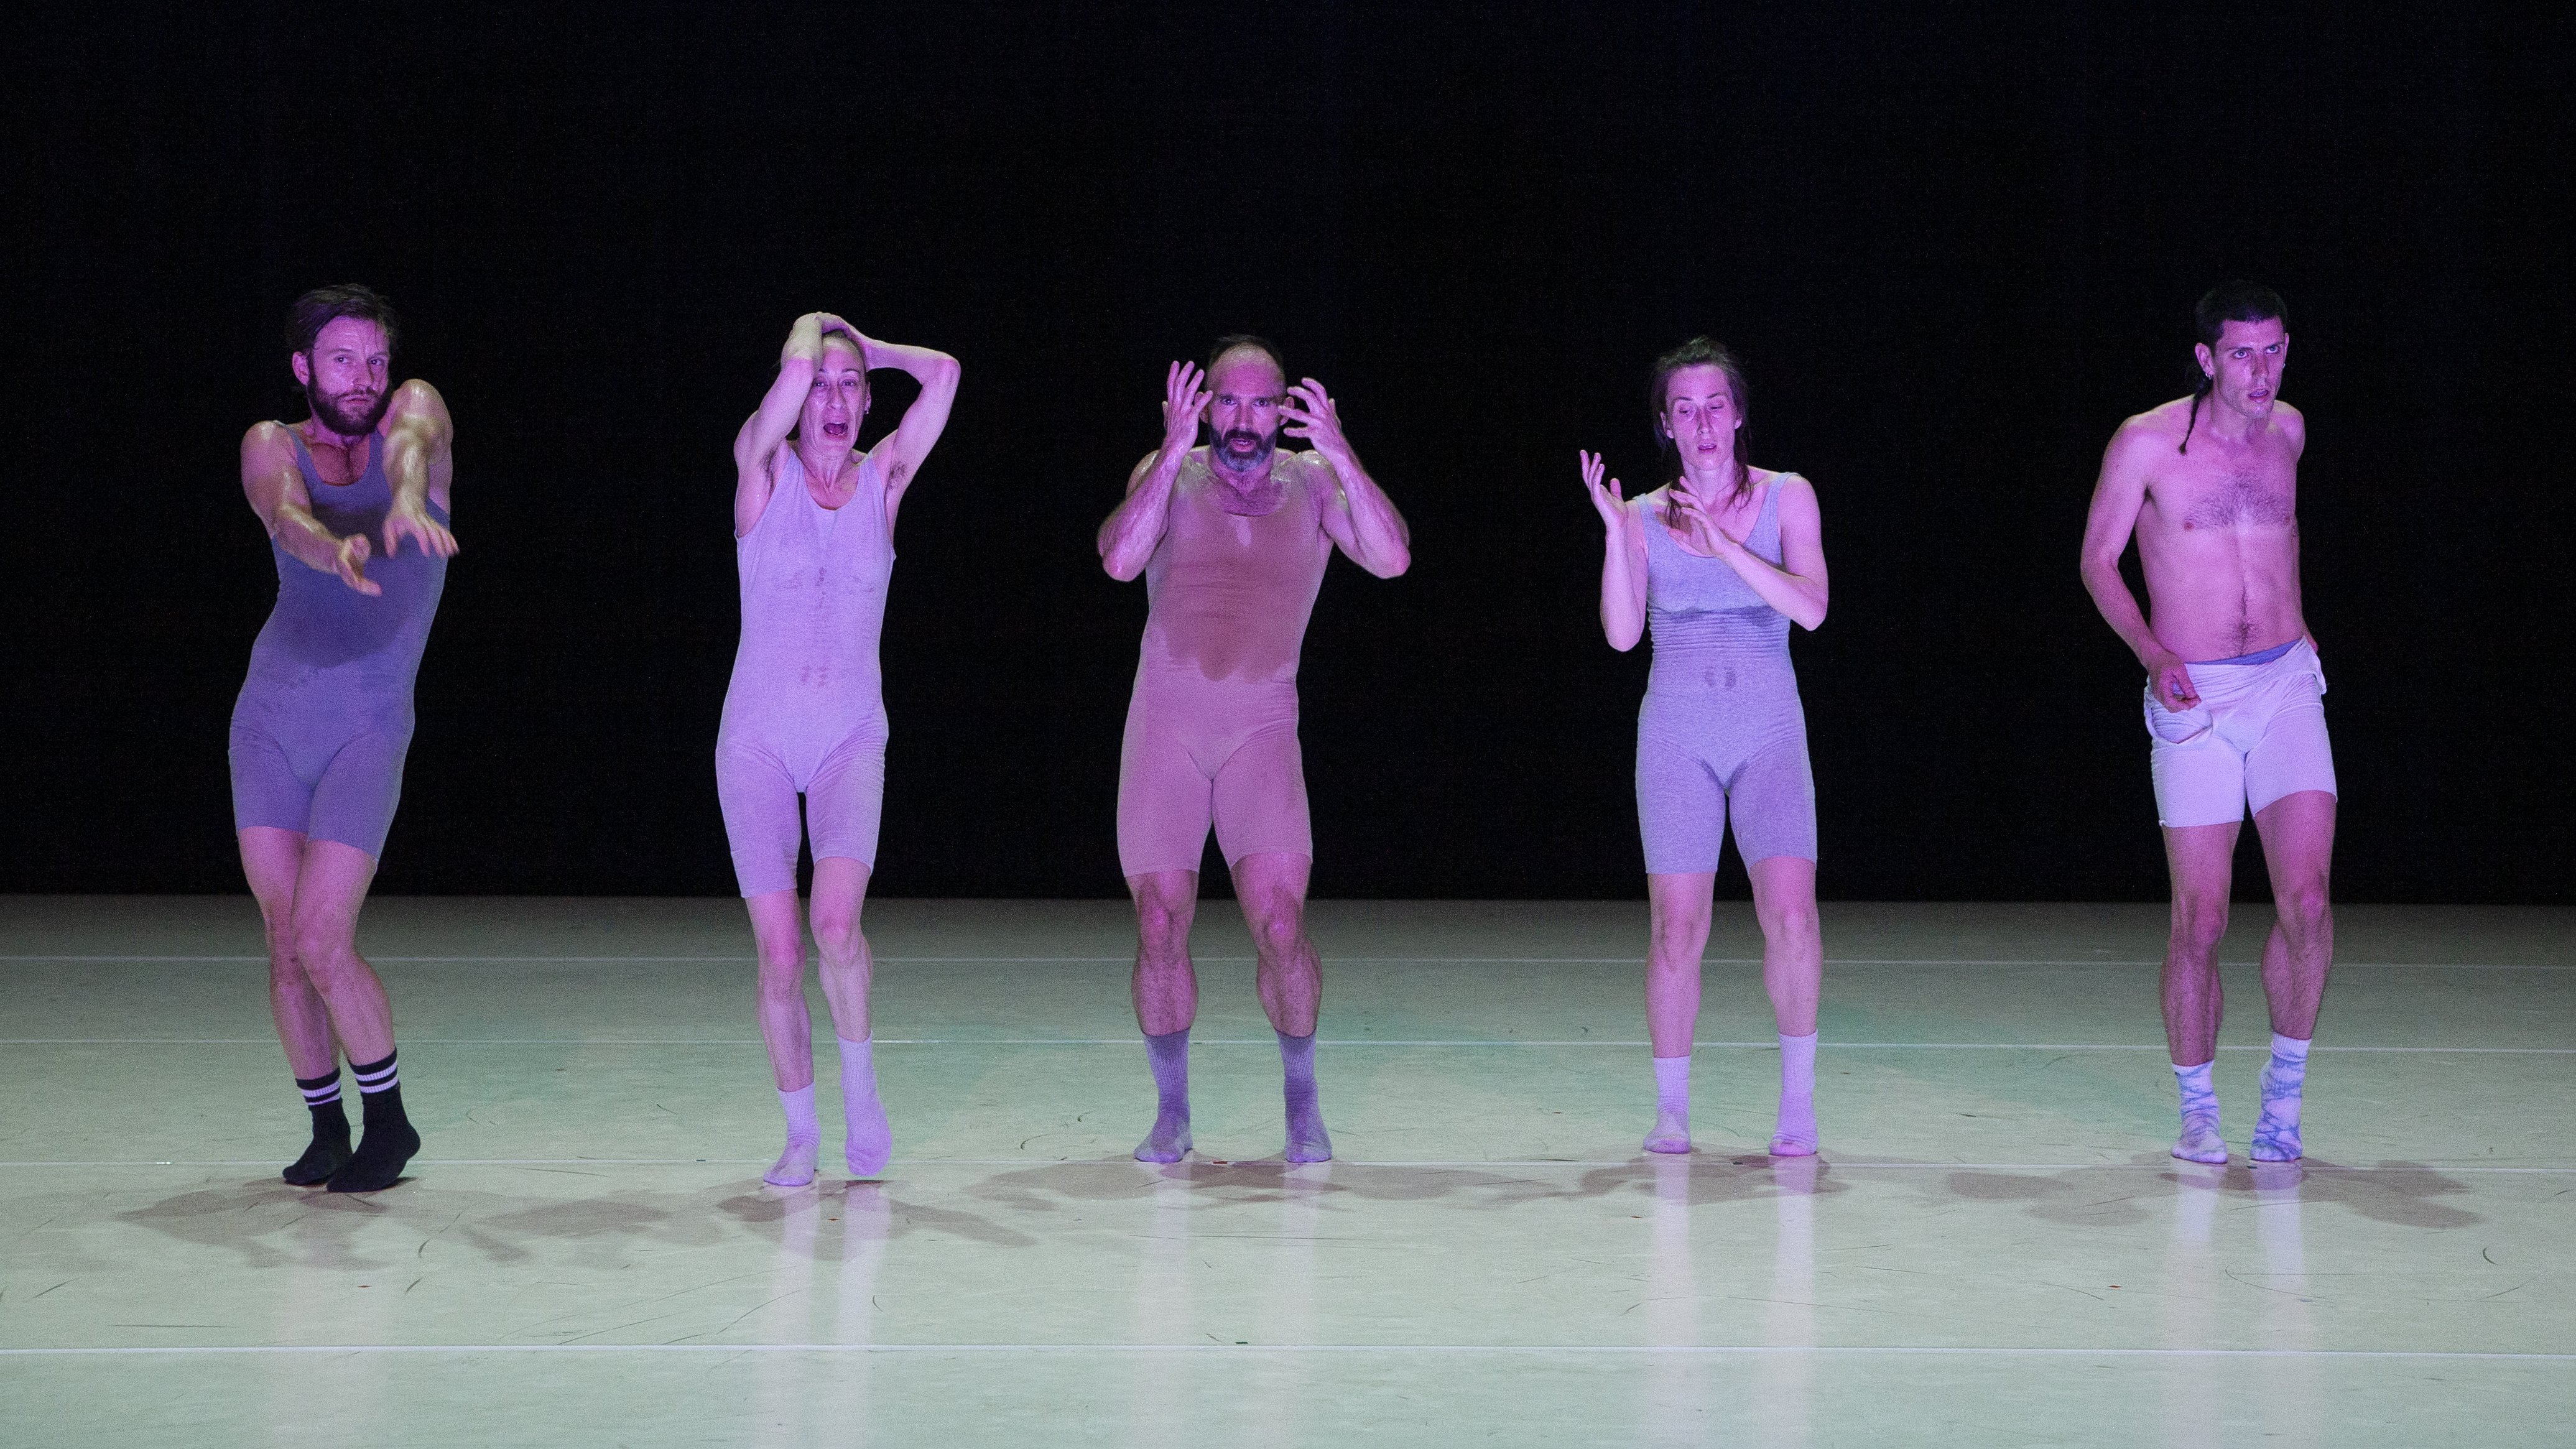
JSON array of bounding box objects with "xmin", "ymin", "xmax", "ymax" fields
[
  {"xmin": 242, "ymin": 827, "xmax": 347, "ymax": 1182},
  {"xmin": 1749, "ymin": 856, "xmax": 1824, "ymax": 1155},
  {"xmin": 1235, "ymin": 851, "xmax": 1329, "ymax": 1162},
  {"xmin": 1129, "ymin": 869, "xmax": 1200, "ymax": 1162},
  {"xmin": 747, "ymin": 887, "xmax": 821, "ymax": 1185},
  {"xmin": 808, "ymin": 856, "xmax": 889, "ymax": 1177},
  {"xmin": 261, "ymin": 834, "xmax": 414, "ymax": 1191},
  {"xmin": 2162, "ymin": 822, "xmax": 2239, "ymax": 1164},
  {"xmin": 1642, "ymin": 871, "xmax": 1715, "ymax": 1152},
  {"xmin": 2249, "ymin": 790, "xmax": 2334, "ymax": 1161}
]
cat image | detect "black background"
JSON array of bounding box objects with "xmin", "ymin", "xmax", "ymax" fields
[{"xmin": 7, "ymin": 3, "xmax": 2568, "ymax": 902}]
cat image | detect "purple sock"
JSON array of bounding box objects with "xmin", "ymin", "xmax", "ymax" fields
[
  {"xmin": 1136, "ymin": 1028, "xmax": 1192, "ymax": 1163},
  {"xmin": 1279, "ymin": 1029, "xmax": 1332, "ymax": 1163}
]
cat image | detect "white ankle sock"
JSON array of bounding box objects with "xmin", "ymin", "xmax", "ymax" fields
[
  {"xmin": 1654, "ymin": 1054, "xmax": 1691, "ymax": 1116},
  {"xmin": 2253, "ymin": 1033, "xmax": 2310, "ymax": 1161}
]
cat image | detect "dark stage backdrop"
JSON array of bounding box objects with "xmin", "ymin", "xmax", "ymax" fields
[{"xmin": 6, "ymin": 4, "xmax": 2569, "ymax": 902}]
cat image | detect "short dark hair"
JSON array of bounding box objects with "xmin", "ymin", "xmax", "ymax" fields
[
  {"xmin": 2180, "ymin": 280, "xmax": 2287, "ymax": 453},
  {"xmin": 1204, "ymin": 333, "xmax": 1289, "ymax": 387},
  {"xmin": 285, "ymin": 284, "xmax": 401, "ymax": 358},
  {"xmin": 1647, "ymin": 336, "xmax": 1754, "ymax": 504}
]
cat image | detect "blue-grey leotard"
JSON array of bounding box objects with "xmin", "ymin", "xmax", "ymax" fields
[
  {"xmin": 1634, "ymin": 475, "xmax": 1817, "ymax": 872},
  {"xmin": 227, "ymin": 428, "xmax": 448, "ymax": 858}
]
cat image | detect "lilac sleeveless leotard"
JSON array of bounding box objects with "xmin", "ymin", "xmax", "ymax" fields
[
  {"xmin": 227, "ymin": 429, "xmax": 450, "ymax": 858},
  {"xmin": 715, "ymin": 448, "xmax": 895, "ymax": 896},
  {"xmin": 1634, "ymin": 475, "xmax": 1817, "ymax": 872},
  {"xmin": 1115, "ymin": 449, "xmax": 1333, "ymax": 877}
]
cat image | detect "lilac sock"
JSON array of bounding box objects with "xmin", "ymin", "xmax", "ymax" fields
[
  {"xmin": 1771, "ymin": 1032, "xmax": 1818, "ymax": 1156},
  {"xmin": 2171, "ymin": 1060, "xmax": 2226, "ymax": 1164},
  {"xmin": 2251, "ymin": 1033, "xmax": 2310, "ymax": 1162},
  {"xmin": 836, "ymin": 1035, "xmax": 891, "ymax": 1178},
  {"xmin": 766, "ymin": 1083, "xmax": 820, "ymax": 1187},
  {"xmin": 1279, "ymin": 1029, "xmax": 1332, "ymax": 1163},
  {"xmin": 1644, "ymin": 1054, "xmax": 1691, "ymax": 1154},
  {"xmin": 1135, "ymin": 1028, "xmax": 1192, "ymax": 1163}
]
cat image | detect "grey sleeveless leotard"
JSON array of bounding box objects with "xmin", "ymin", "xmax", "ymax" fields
[
  {"xmin": 1634, "ymin": 475, "xmax": 1817, "ymax": 872},
  {"xmin": 228, "ymin": 429, "xmax": 450, "ymax": 859},
  {"xmin": 713, "ymin": 449, "xmax": 895, "ymax": 897}
]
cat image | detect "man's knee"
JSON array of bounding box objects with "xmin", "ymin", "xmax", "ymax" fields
[
  {"xmin": 2169, "ymin": 896, "xmax": 2230, "ymax": 956},
  {"xmin": 1246, "ymin": 900, "xmax": 1309, "ymax": 962},
  {"xmin": 1647, "ymin": 899, "xmax": 1712, "ymax": 960},
  {"xmin": 1132, "ymin": 878, "xmax": 1197, "ymax": 953},
  {"xmin": 2275, "ymin": 881, "xmax": 2332, "ymax": 943},
  {"xmin": 1756, "ymin": 895, "xmax": 1820, "ymax": 947},
  {"xmin": 289, "ymin": 917, "xmax": 356, "ymax": 985}
]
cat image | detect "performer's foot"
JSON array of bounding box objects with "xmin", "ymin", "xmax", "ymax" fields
[
  {"xmin": 282, "ymin": 1129, "xmax": 351, "ymax": 1187},
  {"xmin": 2172, "ymin": 1113, "xmax": 2228, "ymax": 1165},
  {"xmin": 765, "ymin": 1134, "xmax": 820, "ymax": 1187},
  {"xmin": 844, "ymin": 1096, "xmax": 891, "ymax": 1179},
  {"xmin": 1284, "ymin": 1105, "xmax": 1333, "ymax": 1164},
  {"xmin": 2249, "ymin": 1035, "xmax": 2309, "ymax": 1163},
  {"xmin": 1278, "ymin": 1029, "xmax": 1332, "ymax": 1162},
  {"xmin": 325, "ymin": 1120, "xmax": 420, "ymax": 1193},
  {"xmin": 1643, "ymin": 1110, "xmax": 1692, "ymax": 1155},
  {"xmin": 1135, "ymin": 1111, "xmax": 1192, "ymax": 1164},
  {"xmin": 1769, "ymin": 1091, "xmax": 1818, "ymax": 1157}
]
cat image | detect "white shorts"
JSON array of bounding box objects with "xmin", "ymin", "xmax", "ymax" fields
[{"xmin": 2143, "ymin": 639, "xmax": 2337, "ymax": 828}]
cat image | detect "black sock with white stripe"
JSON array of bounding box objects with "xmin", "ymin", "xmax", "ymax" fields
[
  {"xmin": 325, "ymin": 1050, "xmax": 420, "ymax": 1193},
  {"xmin": 282, "ymin": 1070, "xmax": 352, "ymax": 1186}
]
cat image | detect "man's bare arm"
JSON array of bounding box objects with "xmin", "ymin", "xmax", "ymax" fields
[
  {"xmin": 241, "ymin": 423, "xmax": 381, "ymax": 596},
  {"xmin": 379, "ymin": 380, "xmax": 458, "ymax": 559},
  {"xmin": 1098, "ymin": 361, "xmax": 1207, "ymax": 581},
  {"xmin": 733, "ymin": 313, "xmax": 828, "ymax": 537},
  {"xmin": 2080, "ymin": 420, "xmax": 2197, "ymax": 708},
  {"xmin": 1289, "ymin": 378, "xmax": 1409, "ymax": 579}
]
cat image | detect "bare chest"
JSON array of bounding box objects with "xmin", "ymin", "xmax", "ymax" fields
[{"xmin": 2154, "ymin": 458, "xmax": 2298, "ymax": 534}]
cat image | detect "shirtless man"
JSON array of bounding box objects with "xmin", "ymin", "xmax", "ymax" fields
[
  {"xmin": 231, "ymin": 284, "xmax": 458, "ymax": 1192},
  {"xmin": 2080, "ymin": 282, "xmax": 2333, "ymax": 1165},
  {"xmin": 1097, "ymin": 336, "xmax": 1410, "ymax": 1164}
]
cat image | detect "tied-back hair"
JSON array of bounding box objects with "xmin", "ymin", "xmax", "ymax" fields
[
  {"xmin": 2179, "ymin": 280, "xmax": 2287, "ymax": 455},
  {"xmin": 1647, "ymin": 336, "xmax": 1754, "ymax": 511},
  {"xmin": 285, "ymin": 283, "xmax": 401, "ymax": 357}
]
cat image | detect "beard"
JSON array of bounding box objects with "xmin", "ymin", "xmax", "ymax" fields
[
  {"xmin": 1212, "ymin": 425, "xmax": 1279, "ymax": 475},
  {"xmin": 307, "ymin": 379, "xmax": 392, "ymax": 438}
]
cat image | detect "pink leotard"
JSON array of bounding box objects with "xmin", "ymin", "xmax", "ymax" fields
[
  {"xmin": 715, "ymin": 449, "xmax": 894, "ymax": 897},
  {"xmin": 1116, "ymin": 449, "xmax": 1334, "ymax": 877}
]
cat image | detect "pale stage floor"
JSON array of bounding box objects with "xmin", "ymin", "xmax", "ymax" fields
[{"xmin": 1, "ymin": 896, "xmax": 2569, "ymax": 1447}]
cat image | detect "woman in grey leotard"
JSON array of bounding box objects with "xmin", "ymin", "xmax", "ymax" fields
[{"xmin": 1580, "ymin": 336, "xmax": 1832, "ymax": 1159}]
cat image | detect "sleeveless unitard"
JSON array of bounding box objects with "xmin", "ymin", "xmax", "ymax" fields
[
  {"xmin": 1634, "ymin": 475, "xmax": 1817, "ymax": 872},
  {"xmin": 715, "ymin": 448, "xmax": 895, "ymax": 896},
  {"xmin": 228, "ymin": 429, "xmax": 450, "ymax": 859},
  {"xmin": 1116, "ymin": 450, "xmax": 1333, "ymax": 877}
]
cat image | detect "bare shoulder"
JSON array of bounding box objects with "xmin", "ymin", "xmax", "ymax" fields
[
  {"xmin": 386, "ymin": 378, "xmax": 452, "ymax": 428},
  {"xmin": 2273, "ymin": 400, "xmax": 2307, "ymax": 454},
  {"xmin": 2114, "ymin": 397, "xmax": 2190, "ymax": 452},
  {"xmin": 241, "ymin": 419, "xmax": 297, "ymax": 461},
  {"xmin": 1295, "ymin": 448, "xmax": 1340, "ymax": 493}
]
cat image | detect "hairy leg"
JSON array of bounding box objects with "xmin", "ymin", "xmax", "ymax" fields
[
  {"xmin": 285, "ymin": 838, "xmax": 393, "ymax": 1063},
  {"xmin": 2160, "ymin": 823, "xmax": 2238, "ymax": 1067},
  {"xmin": 2162, "ymin": 822, "xmax": 2238, "ymax": 1164},
  {"xmin": 1235, "ymin": 852, "xmax": 1328, "ymax": 1162},
  {"xmin": 1129, "ymin": 870, "xmax": 1200, "ymax": 1162},
  {"xmin": 1235, "ymin": 852, "xmax": 1318, "ymax": 1037},
  {"xmin": 2250, "ymin": 791, "xmax": 2335, "ymax": 1162},
  {"xmin": 2251, "ymin": 791, "xmax": 2336, "ymax": 1039},
  {"xmin": 241, "ymin": 827, "xmax": 336, "ymax": 1078}
]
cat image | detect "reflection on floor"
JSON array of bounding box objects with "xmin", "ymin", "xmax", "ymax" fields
[{"xmin": 2, "ymin": 897, "xmax": 2570, "ymax": 1446}]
